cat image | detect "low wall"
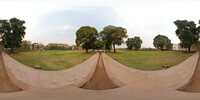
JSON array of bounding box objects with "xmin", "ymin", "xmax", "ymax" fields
[{"xmin": 2, "ymin": 52, "xmax": 99, "ymax": 89}]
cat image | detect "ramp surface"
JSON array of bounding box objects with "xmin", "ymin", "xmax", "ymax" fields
[
  {"xmin": 81, "ymin": 53, "xmax": 119, "ymax": 90},
  {"xmin": 181, "ymin": 54, "xmax": 200, "ymax": 92},
  {"xmin": 0, "ymin": 53, "xmax": 21, "ymax": 93}
]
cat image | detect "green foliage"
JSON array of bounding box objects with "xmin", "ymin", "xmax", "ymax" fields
[
  {"xmin": 94, "ymin": 39, "xmax": 104, "ymax": 50},
  {"xmin": 20, "ymin": 40, "xmax": 31, "ymax": 51},
  {"xmin": 100, "ymin": 25, "xmax": 127, "ymax": 53},
  {"xmin": 75, "ymin": 26, "xmax": 98, "ymax": 53},
  {"xmin": 153, "ymin": 35, "xmax": 172, "ymax": 50},
  {"xmin": 126, "ymin": 36, "xmax": 143, "ymax": 50},
  {"xmin": 0, "ymin": 18, "xmax": 26, "ymax": 52},
  {"xmin": 174, "ymin": 20, "xmax": 199, "ymax": 51},
  {"xmin": 44, "ymin": 45, "xmax": 72, "ymax": 50}
]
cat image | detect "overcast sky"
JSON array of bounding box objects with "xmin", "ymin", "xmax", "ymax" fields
[{"xmin": 0, "ymin": 0, "xmax": 200, "ymax": 48}]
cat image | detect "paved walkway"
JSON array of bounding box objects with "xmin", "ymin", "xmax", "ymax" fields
[
  {"xmin": 181, "ymin": 53, "xmax": 200, "ymax": 92},
  {"xmin": 0, "ymin": 52, "xmax": 200, "ymax": 100}
]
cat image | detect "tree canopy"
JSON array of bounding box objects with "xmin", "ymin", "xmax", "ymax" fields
[
  {"xmin": 0, "ymin": 18, "xmax": 26, "ymax": 52},
  {"xmin": 100, "ymin": 25, "xmax": 127, "ymax": 53},
  {"xmin": 126, "ymin": 36, "xmax": 143, "ymax": 51},
  {"xmin": 93, "ymin": 39, "xmax": 104, "ymax": 50},
  {"xmin": 75, "ymin": 26, "xmax": 98, "ymax": 53},
  {"xmin": 174, "ymin": 20, "xmax": 199, "ymax": 51},
  {"xmin": 153, "ymin": 35, "xmax": 171, "ymax": 50}
]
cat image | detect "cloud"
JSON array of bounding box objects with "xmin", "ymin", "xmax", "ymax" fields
[
  {"xmin": 29, "ymin": 6, "xmax": 123, "ymax": 45},
  {"xmin": 1, "ymin": 0, "xmax": 200, "ymax": 47}
]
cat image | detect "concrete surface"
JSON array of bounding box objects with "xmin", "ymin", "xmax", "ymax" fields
[
  {"xmin": 0, "ymin": 52, "xmax": 200, "ymax": 100},
  {"xmin": 180, "ymin": 54, "xmax": 200, "ymax": 92},
  {"xmin": 81, "ymin": 53, "xmax": 119, "ymax": 90},
  {"xmin": 102, "ymin": 52, "xmax": 199, "ymax": 90},
  {"xmin": 0, "ymin": 52, "xmax": 21, "ymax": 93},
  {"xmin": 2, "ymin": 52, "xmax": 99, "ymax": 89}
]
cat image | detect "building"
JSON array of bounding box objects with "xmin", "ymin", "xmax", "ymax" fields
[
  {"xmin": 34, "ymin": 43, "xmax": 44, "ymax": 51},
  {"xmin": 172, "ymin": 43, "xmax": 199, "ymax": 51},
  {"xmin": 48, "ymin": 43, "xmax": 69, "ymax": 48},
  {"xmin": 172, "ymin": 44, "xmax": 179, "ymax": 51},
  {"xmin": 27, "ymin": 41, "xmax": 33, "ymax": 50},
  {"xmin": 71, "ymin": 45, "xmax": 76, "ymax": 50}
]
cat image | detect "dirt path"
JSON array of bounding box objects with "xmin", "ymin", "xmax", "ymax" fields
[
  {"xmin": 181, "ymin": 54, "xmax": 200, "ymax": 92},
  {"xmin": 0, "ymin": 53, "xmax": 21, "ymax": 93},
  {"xmin": 81, "ymin": 53, "xmax": 119, "ymax": 90}
]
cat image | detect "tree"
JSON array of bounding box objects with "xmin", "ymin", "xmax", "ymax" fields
[
  {"xmin": 100, "ymin": 25, "xmax": 127, "ymax": 53},
  {"xmin": 94, "ymin": 39, "xmax": 104, "ymax": 50},
  {"xmin": 153, "ymin": 35, "xmax": 171, "ymax": 51},
  {"xmin": 174, "ymin": 20, "xmax": 198, "ymax": 51},
  {"xmin": 21, "ymin": 40, "xmax": 30, "ymax": 51},
  {"xmin": 126, "ymin": 36, "xmax": 143, "ymax": 51},
  {"xmin": 0, "ymin": 18, "xmax": 26, "ymax": 52},
  {"xmin": 75, "ymin": 26, "xmax": 98, "ymax": 53}
]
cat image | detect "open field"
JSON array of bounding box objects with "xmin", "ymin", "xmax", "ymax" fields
[
  {"xmin": 9, "ymin": 51, "xmax": 93, "ymax": 71},
  {"xmin": 107, "ymin": 51, "xmax": 194, "ymax": 71}
]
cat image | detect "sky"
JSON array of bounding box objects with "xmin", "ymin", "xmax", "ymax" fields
[{"xmin": 0, "ymin": 0, "xmax": 200, "ymax": 48}]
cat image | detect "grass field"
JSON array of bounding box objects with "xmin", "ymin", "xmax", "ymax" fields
[
  {"xmin": 107, "ymin": 51, "xmax": 194, "ymax": 71},
  {"xmin": 9, "ymin": 51, "xmax": 93, "ymax": 71}
]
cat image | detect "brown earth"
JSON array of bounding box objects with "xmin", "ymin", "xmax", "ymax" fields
[
  {"xmin": 81, "ymin": 53, "xmax": 119, "ymax": 90},
  {"xmin": 0, "ymin": 53, "xmax": 21, "ymax": 93}
]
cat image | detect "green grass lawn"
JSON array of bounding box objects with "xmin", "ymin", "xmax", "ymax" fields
[
  {"xmin": 9, "ymin": 51, "xmax": 93, "ymax": 71},
  {"xmin": 107, "ymin": 51, "xmax": 194, "ymax": 71}
]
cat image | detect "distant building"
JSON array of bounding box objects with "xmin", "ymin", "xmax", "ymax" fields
[
  {"xmin": 172, "ymin": 43, "xmax": 199, "ymax": 51},
  {"xmin": 48, "ymin": 43, "xmax": 69, "ymax": 48},
  {"xmin": 172, "ymin": 44, "xmax": 179, "ymax": 51},
  {"xmin": 34, "ymin": 43, "xmax": 44, "ymax": 51},
  {"xmin": 71, "ymin": 45, "xmax": 76, "ymax": 50},
  {"xmin": 26, "ymin": 40, "xmax": 32, "ymax": 50}
]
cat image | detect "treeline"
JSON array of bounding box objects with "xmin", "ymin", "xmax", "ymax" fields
[
  {"xmin": 1, "ymin": 17, "xmax": 199, "ymax": 53},
  {"xmin": 76, "ymin": 25, "xmax": 127, "ymax": 53},
  {"xmin": 77, "ymin": 19, "xmax": 200, "ymax": 53},
  {"xmin": 44, "ymin": 45, "xmax": 78, "ymax": 50}
]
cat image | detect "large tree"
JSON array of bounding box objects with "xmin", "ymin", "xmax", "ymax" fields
[
  {"xmin": 0, "ymin": 18, "xmax": 26, "ymax": 52},
  {"xmin": 153, "ymin": 35, "xmax": 171, "ymax": 51},
  {"xmin": 100, "ymin": 25, "xmax": 127, "ymax": 53},
  {"xmin": 174, "ymin": 20, "xmax": 199, "ymax": 51},
  {"xmin": 93, "ymin": 39, "xmax": 104, "ymax": 50},
  {"xmin": 75, "ymin": 26, "xmax": 98, "ymax": 53},
  {"xmin": 126, "ymin": 36, "xmax": 143, "ymax": 51}
]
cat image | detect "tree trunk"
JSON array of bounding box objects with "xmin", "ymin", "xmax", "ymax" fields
[
  {"xmin": 11, "ymin": 47, "xmax": 14, "ymax": 52},
  {"xmin": 86, "ymin": 49, "xmax": 88, "ymax": 53},
  {"xmin": 113, "ymin": 44, "xmax": 116, "ymax": 53},
  {"xmin": 161, "ymin": 47, "xmax": 163, "ymax": 51},
  {"xmin": 188, "ymin": 47, "xmax": 191, "ymax": 52}
]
